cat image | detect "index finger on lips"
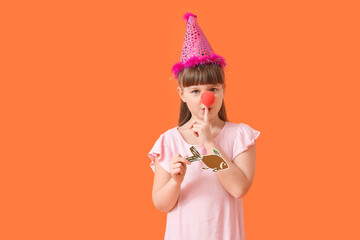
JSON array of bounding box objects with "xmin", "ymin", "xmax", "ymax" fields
[{"xmin": 204, "ymin": 106, "xmax": 209, "ymax": 122}]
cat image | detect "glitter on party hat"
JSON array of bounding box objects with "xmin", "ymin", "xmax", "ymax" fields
[{"xmin": 171, "ymin": 12, "xmax": 226, "ymax": 79}]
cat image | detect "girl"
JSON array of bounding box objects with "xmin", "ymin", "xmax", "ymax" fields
[{"xmin": 148, "ymin": 12, "xmax": 261, "ymax": 240}]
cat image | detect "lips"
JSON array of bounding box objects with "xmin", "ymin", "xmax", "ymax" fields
[{"xmin": 201, "ymin": 108, "xmax": 212, "ymax": 112}]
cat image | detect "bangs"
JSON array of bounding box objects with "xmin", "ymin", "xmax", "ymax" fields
[{"xmin": 178, "ymin": 63, "xmax": 225, "ymax": 88}]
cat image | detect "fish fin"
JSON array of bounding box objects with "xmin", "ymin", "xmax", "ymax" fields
[{"xmin": 213, "ymin": 148, "xmax": 221, "ymax": 157}]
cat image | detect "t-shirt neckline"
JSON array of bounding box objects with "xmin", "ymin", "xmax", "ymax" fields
[{"xmin": 175, "ymin": 121, "xmax": 228, "ymax": 147}]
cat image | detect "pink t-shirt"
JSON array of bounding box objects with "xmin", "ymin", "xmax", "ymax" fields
[{"xmin": 148, "ymin": 121, "xmax": 261, "ymax": 240}]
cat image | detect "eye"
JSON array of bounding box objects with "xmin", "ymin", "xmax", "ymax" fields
[
  {"xmin": 191, "ymin": 90, "xmax": 200, "ymax": 94},
  {"xmin": 210, "ymin": 88, "xmax": 217, "ymax": 92}
]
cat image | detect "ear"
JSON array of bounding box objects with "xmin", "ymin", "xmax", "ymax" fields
[{"xmin": 177, "ymin": 87, "xmax": 186, "ymax": 103}]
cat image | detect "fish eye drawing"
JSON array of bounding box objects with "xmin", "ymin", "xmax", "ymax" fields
[{"xmin": 185, "ymin": 146, "xmax": 229, "ymax": 172}]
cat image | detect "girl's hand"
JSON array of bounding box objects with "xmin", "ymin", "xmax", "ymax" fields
[
  {"xmin": 169, "ymin": 154, "xmax": 191, "ymax": 185},
  {"xmin": 189, "ymin": 107, "xmax": 213, "ymax": 145}
]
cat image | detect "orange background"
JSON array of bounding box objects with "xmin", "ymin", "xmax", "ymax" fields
[{"xmin": 1, "ymin": 0, "xmax": 359, "ymax": 239}]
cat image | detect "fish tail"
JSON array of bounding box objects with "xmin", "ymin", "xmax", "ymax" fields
[{"xmin": 190, "ymin": 146, "xmax": 202, "ymax": 158}]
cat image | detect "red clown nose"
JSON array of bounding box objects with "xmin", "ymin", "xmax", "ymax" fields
[{"xmin": 201, "ymin": 91, "xmax": 215, "ymax": 107}]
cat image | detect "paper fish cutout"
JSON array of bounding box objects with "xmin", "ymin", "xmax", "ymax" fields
[{"xmin": 186, "ymin": 146, "xmax": 229, "ymax": 172}]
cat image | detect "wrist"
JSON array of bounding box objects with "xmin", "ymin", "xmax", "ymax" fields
[{"xmin": 169, "ymin": 178, "xmax": 182, "ymax": 188}]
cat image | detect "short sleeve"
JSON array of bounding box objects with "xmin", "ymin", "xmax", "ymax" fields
[
  {"xmin": 148, "ymin": 134, "xmax": 172, "ymax": 173},
  {"xmin": 233, "ymin": 123, "xmax": 261, "ymax": 159}
]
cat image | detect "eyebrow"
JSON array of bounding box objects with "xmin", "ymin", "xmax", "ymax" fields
[{"xmin": 188, "ymin": 84, "xmax": 219, "ymax": 89}]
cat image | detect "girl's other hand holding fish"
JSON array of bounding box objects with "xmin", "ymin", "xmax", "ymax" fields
[{"xmin": 169, "ymin": 154, "xmax": 191, "ymax": 185}]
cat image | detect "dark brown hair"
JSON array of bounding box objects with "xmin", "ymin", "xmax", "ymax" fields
[{"xmin": 177, "ymin": 63, "xmax": 228, "ymax": 126}]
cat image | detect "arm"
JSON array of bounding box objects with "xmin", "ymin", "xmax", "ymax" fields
[
  {"xmin": 152, "ymin": 155, "xmax": 188, "ymax": 212},
  {"xmin": 204, "ymin": 142, "xmax": 256, "ymax": 199}
]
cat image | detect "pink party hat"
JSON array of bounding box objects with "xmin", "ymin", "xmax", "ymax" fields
[{"xmin": 172, "ymin": 12, "xmax": 226, "ymax": 78}]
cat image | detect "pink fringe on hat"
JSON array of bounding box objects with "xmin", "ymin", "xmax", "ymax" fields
[
  {"xmin": 183, "ymin": 12, "xmax": 197, "ymax": 21},
  {"xmin": 171, "ymin": 12, "xmax": 226, "ymax": 78}
]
